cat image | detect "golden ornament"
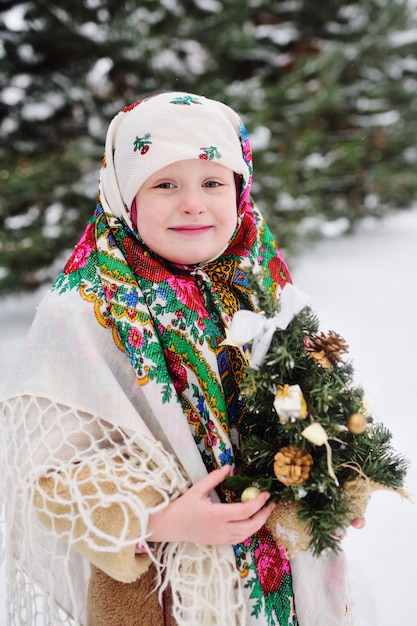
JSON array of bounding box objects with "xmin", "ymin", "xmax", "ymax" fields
[
  {"xmin": 307, "ymin": 330, "xmax": 349, "ymax": 368},
  {"xmin": 347, "ymin": 413, "xmax": 367, "ymax": 434},
  {"xmin": 273, "ymin": 446, "xmax": 314, "ymax": 487},
  {"xmin": 241, "ymin": 486, "xmax": 262, "ymax": 502}
]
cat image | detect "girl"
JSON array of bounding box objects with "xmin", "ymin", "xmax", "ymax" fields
[{"xmin": 0, "ymin": 92, "xmax": 360, "ymax": 625}]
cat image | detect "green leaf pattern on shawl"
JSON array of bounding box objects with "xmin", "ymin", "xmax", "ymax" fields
[{"xmin": 52, "ymin": 200, "xmax": 297, "ymax": 625}]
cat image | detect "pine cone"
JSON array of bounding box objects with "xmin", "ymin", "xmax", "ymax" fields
[
  {"xmin": 307, "ymin": 330, "xmax": 349, "ymax": 367},
  {"xmin": 273, "ymin": 446, "xmax": 314, "ymax": 487}
]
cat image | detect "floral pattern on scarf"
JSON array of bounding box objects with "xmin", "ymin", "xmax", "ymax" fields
[{"xmin": 52, "ymin": 92, "xmax": 297, "ymax": 625}]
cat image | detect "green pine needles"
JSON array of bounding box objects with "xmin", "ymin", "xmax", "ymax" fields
[{"xmin": 225, "ymin": 276, "xmax": 409, "ymax": 556}]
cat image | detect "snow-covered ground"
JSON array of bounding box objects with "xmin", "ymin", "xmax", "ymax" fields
[{"xmin": 1, "ymin": 208, "xmax": 416, "ymax": 624}]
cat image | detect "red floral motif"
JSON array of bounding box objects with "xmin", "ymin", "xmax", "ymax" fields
[
  {"xmin": 254, "ymin": 527, "xmax": 289, "ymax": 596},
  {"xmin": 64, "ymin": 222, "xmax": 96, "ymax": 274},
  {"xmin": 167, "ymin": 275, "xmax": 209, "ymax": 317},
  {"xmin": 207, "ymin": 419, "xmax": 218, "ymax": 447},
  {"xmin": 163, "ymin": 349, "xmax": 187, "ymax": 395},
  {"xmin": 199, "ymin": 146, "xmax": 221, "ymax": 160},
  {"xmin": 267, "ymin": 254, "xmax": 289, "ymax": 288},
  {"xmin": 126, "ymin": 307, "xmax": 138, "ymax": 321},
  {"xmin": 102, "ymin": 281, "xmax": 118, "ymax": 301}
]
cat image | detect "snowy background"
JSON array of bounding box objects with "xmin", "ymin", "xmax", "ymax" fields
[
  {"xmin": 293, "ymin": 209, "xmax": 417, "ymax": 625},
  {"xmin": 1, "ymin": 208, "xmax": 416, "ymax": 624}
]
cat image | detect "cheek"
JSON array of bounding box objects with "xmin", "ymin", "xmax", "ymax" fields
[
  {"xmin": 131, "ymin": 204, "xmax": 160, "ymax": 249},
  {"xmin": 224, "ymin": 203, "xmax": 238, "ymax": 235},
  {"xmin": 131, "ymin": 200, "xmax": 154, "ymax": 243},
  {"xmin": 227, "ymin": 213, "xmax": 238, "ymax": 238}
]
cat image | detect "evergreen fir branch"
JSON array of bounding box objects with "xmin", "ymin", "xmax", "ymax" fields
[
  {"xmin": 337, "ymin": 423, "xmax": 409, "ymax": 487},
  {"xmin": 227, "ymin": 273, "xmax": 409, "ymax": 555},
  {"xmin": 297, "ymin": 489, "xmax": 351, "ymax": 555}
]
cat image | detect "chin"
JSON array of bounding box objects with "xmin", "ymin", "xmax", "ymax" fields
[
  {"xmin": 170, "ymin": 252, "xmax": 213, "ymax": 265},
  {"xmin": 167, "ymin": 245, "xmax": 227, "ymax": 266},
  {"xmin": 177, "ymin": 257, "xmax": 208, "ymax": 265}
]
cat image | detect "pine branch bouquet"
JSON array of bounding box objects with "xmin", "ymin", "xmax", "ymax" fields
[{"xmin": 223, "ymin": 279, "xmax": 409, "ymax": 556}]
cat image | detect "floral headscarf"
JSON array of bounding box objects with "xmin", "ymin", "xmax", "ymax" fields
[
  {"xmin": 54, "ymin": 92, "xmax": 296, "ymax": 624},
  {"xmin": 104, "ymin": 92, "xmax": 252, "ymax": 225}
]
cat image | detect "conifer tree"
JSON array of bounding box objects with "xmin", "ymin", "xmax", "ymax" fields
[
  {"xmin": 233, "ymin": 0, "xmax": 417, "ymax": 249},
  {"xmin": 0, "ymin": 0, "xmax": 416, "ymax": 292}
]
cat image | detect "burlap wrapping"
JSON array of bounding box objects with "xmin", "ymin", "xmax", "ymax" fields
[
  {"xmin": 266, "ymin": 500, "xmax": 311, "ymax": 557},
  {"xmin": 343, "ymin": 478, "xmax": 410, "ymax": 518},
  {"xmin": 266, "ymin": 478, "xmax": 409, "ymax": 558}
]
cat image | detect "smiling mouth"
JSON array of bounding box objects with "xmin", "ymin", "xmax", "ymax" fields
[{"xmin": 169, "ymin": 225, "xmax": 213, "ymax": 234}]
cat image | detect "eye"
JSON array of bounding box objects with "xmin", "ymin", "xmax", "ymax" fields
[
  {"xmin": 203, "ymin": 180, "xmax": 222, "ymax": 188},
  {"xmin": 154, "ymin": 181, "xmax": 175, "ymax": 189}
]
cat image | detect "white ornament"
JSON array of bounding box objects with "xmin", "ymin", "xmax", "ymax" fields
[
  {"xmin": 301, "ymin": 422, "xmax": 339, "ymax": 486},
  {"xmin": 273, "ymin": 384, "xmax": 307, "ymax": 423}
]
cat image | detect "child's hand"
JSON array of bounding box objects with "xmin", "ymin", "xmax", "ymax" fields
[
  {"xmin": 350, "ymin": 517, "xmax": 366, "ymax": 529},
  {"xmin": 335, "ymin": 516, "xmax": 366, "ymax": 541},
  {"xmin": 147, "ymin": 465, "xmax": 276, "ymax": 545}
]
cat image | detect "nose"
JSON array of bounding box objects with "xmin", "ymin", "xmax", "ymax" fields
[{"xmin": 179, "ymin": 187, "xmax": 206, "ymax": 214}]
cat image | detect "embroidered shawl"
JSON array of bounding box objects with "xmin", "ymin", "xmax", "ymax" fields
[{"xmin": 0, "ymin": 92, "xmax": 354, "ymax": 626}]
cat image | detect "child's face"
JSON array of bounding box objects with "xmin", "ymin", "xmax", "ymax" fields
[{"xmin": 134, "ymin": 159, "xmax": 238, "ymax": 265}]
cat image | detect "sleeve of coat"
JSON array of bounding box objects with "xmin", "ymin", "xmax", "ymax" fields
[
  {"xmin": 33, "ymin": 457, "xmax": 166, "ymax": 583},
  {"xmin": 4, "ymin": 395, "xmax": 189, "ymax": 584}
]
